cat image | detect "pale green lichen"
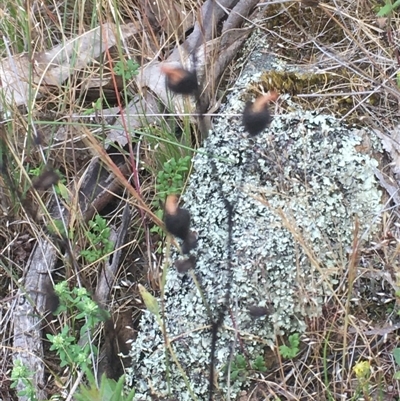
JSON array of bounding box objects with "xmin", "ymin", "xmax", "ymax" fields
[{"xmin": 126, "ymin": 39, "xmax": 383, "ymax": 400}]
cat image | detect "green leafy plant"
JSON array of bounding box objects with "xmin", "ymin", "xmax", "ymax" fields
[
  {"xmin": 83, "ymin": 98, "xmax": 103, "ymax": 115},
  {"xmin": 28, "ymin": 166, "xmax": 43, "ymax": 177},
  {"xmin": 52, "ymin": 282, "xmax": 109, "ymax": 323},
  {"xmin": 10, "ymin": 360, "xmax": 38, "ymax": 401},
  {"xmin": 279, "ymin": 333, "xmax": 300, "ymax": 359},
  {"xmin": 43, "ymin": 282, "xmax": 116, "ymax": 399},
  {"xmin": 225, "ymin": 353, "xmax": 267, "ymax": 383},
  {"xmin": 377, "ymin": 0, "xmax": 400, "ymax": 16},
  {"xmin": 47, "ymin": 219, "xmax": 68, "ymax": 238},
  {"xmin": 47, "ymin": 283, "xmax": 109, "ymax": 370},
  {"xmin": 47, "ymin": 324, "xmax": 95, "ymax": 370},
  {"xmin": 75, "ymin": 372, "xmax": 135, "ymax": 401},
  {"xmin": 228, "ymin": 354, "xmax": 247, "ymax": 382},
  {"xmin": 155, "ymin": 156, "xmax": 191, "ymax": 199},
  {"xmin": 114, "ymin": 59, "xmax": 139, "ymax": 80},
  {"xmin": 352, "ymin": 360, "xmax": 372, "ymax": 400},
  {"xmin": 252, "ymin": 355, "xmax": 267, "ymax": 372},
  {"xmin": 80, "ymin": 215, "xmax": 114, "ymax": 263},
  {"xmin": 12, "ymin": 283, "xmax": 112, "ymax": 401}
]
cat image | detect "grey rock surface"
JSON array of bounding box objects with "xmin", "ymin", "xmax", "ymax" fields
[{"xmin": 127, "ymin": 41, "xmax": 383, "ymax": 400}]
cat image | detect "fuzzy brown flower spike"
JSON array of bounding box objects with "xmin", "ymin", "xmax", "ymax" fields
[
  {"xmin": 164, "ymin": 195, "xmax": 198, "ymax": 254},
  {"xmin": 242, "ymin": 91, "xmax": 279, "ymax": 137},
  {"xmin": 164, "ymin": 195, "xmax": 191, "ymax": 240},
  {"xmin": 160, "ymin": 64, "xmax": 198, "ymax": 95},
  {"xmin": 32, "ymin": 168, "xmax": 60, "ymax": 190}
]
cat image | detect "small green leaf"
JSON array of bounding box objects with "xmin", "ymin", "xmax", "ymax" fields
[
  {"xmin": 377, "ymin": 0, "xmax": 400, "ymax": 16},
  {"xmin": 57, "ymin": 182, "xmax": 70, "ymax": 201},
  {"xmin": 138, "ymin": 284, "xmax": 160, "ymax": 317},
  {"xmin": 252, "ymin": 355, "xmax": 267, "ymax": 372},
  {"xmin": 230, "ymin": 370, "xmax": 239, "ymax": 381},
  {"xmin": 377, "ymin": 4, "xmax": 393, "ymax": 16},
  {"xmin": 235, "ymin": 354, "xmax": 246, "ymax": 369},
  {"xmin": 393, "ymin": 348, "xmax": 400, "ymax": 366},
  {"xmin": 393, "ymin": 0, "xmax": 400, "ymax": 8}
]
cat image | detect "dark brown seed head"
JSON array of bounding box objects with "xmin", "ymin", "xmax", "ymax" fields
[
  {"xmin": 160, "ymin": 64, "xmax": 198, "ymax": 95},
  {"xmin": 44, "ymin": 283, "xmax": 60, "ymax": 314},
  {"xmin": 164, "ymin": 195, "xmax": 191, "ymax": 240},
  {"xmin": 242, "ymin": 91, "xmax": 279, "ymax": 137},
  {"xmin": 174, "ymin": 255, "xmax": 196, "ymax": 273},
  {"xmin": 33, "ymin": 131, "xmax": 43, "ymax": 145},
  {"xmin": 32, "ymin": 168, "xmax": 59, "ymax": 190},
  {"xmin": 248, "ymin": 305, "xmax": 271, "ymax": 318},
  {"xmin": 181, "ymin": 231, "xmax": 198, "ymax": 254}
]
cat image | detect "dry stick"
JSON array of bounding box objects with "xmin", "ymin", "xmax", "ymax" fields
[
  {"xmin": 160, "ymin": 240, "xmax": 172, "ymax": 394},
  {"xmin": 101, "ymin": 23, "xmax": 156, "ymax": 277},
  {"xmin": 184, "ymin": 0, "xmax": 217, "ymax": 140},
  {"xmin": 228, "ymin": 308, "xmax": 247, "ymax": 357},
  {"xmin": 83, "ymin": 128, "xmax": 163, "ymax": 226},
  {"xmin": 171, "ymin": 0, "xmax": 232, "ymax": 59},
  {"xmin": 208, "ymin": 198, "xmax": 234, "ymax": 401},
  {"xmin": 342, "ymin": 218, "xmax": 360, "ymax": 397},
  {"xmin": 189, "ymin": 270, "xmax": 214, "ymax": 318},
  {"xmin": 188, "ymin": 3, "xmax": 236, "ymax": 390},
  {"xmin": 203, "ymin": 3, "xmax": 264, "ymax": 395},
  {"xmin": 169, "ymin": 3, "xmax": 231, "ymax": 395},
  {"xmin": 158, "ymin": 0, "xmax": 255, "ymax": 396},
  {"xmin": 144, "ymin": 237, "xmax": 199, "ymax": 400}
]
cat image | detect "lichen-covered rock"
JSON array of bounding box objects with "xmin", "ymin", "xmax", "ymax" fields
[{"xmin": 126, "ymin": 51, "xmax": 383, "ymax": 400}]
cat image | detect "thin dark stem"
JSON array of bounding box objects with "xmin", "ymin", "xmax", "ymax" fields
[{"xmin": 208, "ymin": 198, "xmax": 234, "ymax": 401}]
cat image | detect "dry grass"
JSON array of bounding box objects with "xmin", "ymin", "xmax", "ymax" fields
[
  {"xmin": 253, "ymin": 3, "xmax": 400, "ymax": 398},
  {"xmin": 0, "ymin": 0, "xmax": 400, "ymax": 400}
]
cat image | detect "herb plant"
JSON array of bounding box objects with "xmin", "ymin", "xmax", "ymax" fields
[
  {"xmin": 252, "ymin": 355, "xmax": 267, "ymax": 372},
  {"xmin": 75, "ymin": 373, "xmax": 135, "ymax": 401},
  {"xmin": 114, "ymin": 59, "xmax": 139, "ymax": 80},
  {"xmin": 229, "ymin": 354, "xmax": 247, "ymax": 382},
  {"xmin": 279, "ymin": 333, "xmax": 300, "ymax": 359},
  {"xmin": 225, "ymin": 353, "xmax": 267, "ymax": 383},
  {"xmin": 155, "ymin": 156, "xmax": 191, "ymax": 199},
  {"xmin": 80, "ymin": 214, "xmax": 114, "ymax": 263},
  {"xmin": 10, "ymin": 361, "xmax": 38, "ymax": 401},
  {"xmin": 46, "ymin": 282, "xmax": 109, "ymax": 370}
]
